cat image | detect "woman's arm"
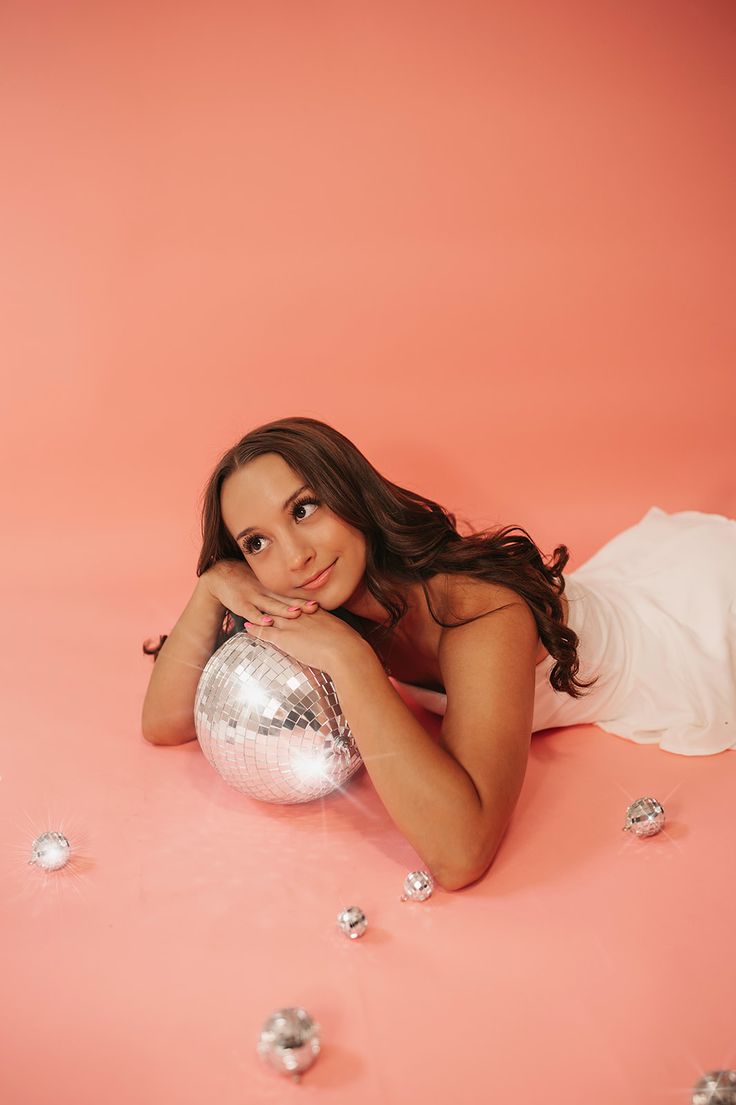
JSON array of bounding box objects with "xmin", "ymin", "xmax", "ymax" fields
[
  {"xmin": 141, "ymin": 582, "xmax": 227, "ymax": 745},
  {"xmin": 329, "ymin": 599, "xmax": 538, "ymax": 891},
  {"xmin": 142, "ymin": 562, "xmax": 317, "ymax": 745}
]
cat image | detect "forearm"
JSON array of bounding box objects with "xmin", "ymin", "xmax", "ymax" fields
[
  {"xmin": 328, "ymin": 644, "xmax": 486, "ymax": 890},
  {"xmin": 141, "ymin": 581, "xmax": 226, "ymax": 745}
]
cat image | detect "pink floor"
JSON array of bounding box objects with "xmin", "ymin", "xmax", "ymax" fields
[
  {"xmin": 2, "ymin": 573, "xmax": 734, "ymax": 1103},
  {"xmin": 2, "ymin": 2, "xmax": 735, "ymax": 1101}
]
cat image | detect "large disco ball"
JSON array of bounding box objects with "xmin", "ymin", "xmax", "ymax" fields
[{"xmin": 194, "ymin": 632, "xmax": 364, "ymax": 804}]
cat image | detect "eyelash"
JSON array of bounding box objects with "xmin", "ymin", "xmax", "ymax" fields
[{"xmin": 241, "ymin": 496, "xmax": 320, "ymax": 555}]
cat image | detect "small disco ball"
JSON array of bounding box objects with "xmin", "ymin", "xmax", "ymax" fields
[
  {"xmin": 28, "ymin": 831, "xmax": 71, "ymax": 871},
  {"xmin": 257, "ymin": 1007, "xmax": 321, "ymax": 1080},
  {"xmin": 194, "ymin": 632, "xmax": 363, "ymax": 804},
  {"xmin": 402, "ymin": 870, "xmax": 435, "ymax": 902},
  {"xmin": 337, "ymin": 905, "xmax": 368, "ymax": 939},
  {"xmin": 622, "ymin": 796, "xmax": 666, "ymax": 837},
  {"xmin": 692, "ymin": 1070, "xmax": 736, "ymax": 1105}
]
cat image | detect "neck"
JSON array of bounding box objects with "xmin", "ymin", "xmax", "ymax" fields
[
  {"xmin": 340, "ymin": 582, "xmax": 391, "ymax": 625},
  {"xmin": 341, "ymin": 576, "xmax": 423, "ymax": 630}
]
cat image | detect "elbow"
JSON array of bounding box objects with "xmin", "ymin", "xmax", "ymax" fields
[
  {"xmin": 141, "ymin": 718, "xmax": 165, "ymax": 745},
  {"xmin": 434, "ymin": 860, "xmax": 491, "ymax": 893},
  {"xmin": 432, "ymin": 835, "xmax": 503, "ymax": 893},
  {"xmin": 141, "ymin": 726, "xmax": 197, "ymax": 746},
  {"xmin": 141, "ymin": 707, "xmax": 198, "ymax": 746},
  {"xmin": 141, "ymin": 709, "xmax": 161, "ymax": 745}
]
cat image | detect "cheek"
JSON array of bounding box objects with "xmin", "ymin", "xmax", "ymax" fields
[
  {"xmin": 332, "ymin": 518, "xmax": 359, "ymax": 547},
  {"xmin": 340, "ymin": 536, "xmax": 366, "ymax": 577}
]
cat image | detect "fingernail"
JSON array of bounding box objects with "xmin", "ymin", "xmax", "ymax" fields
[
  {"xmin": 287, "ymin": 605, "xmax": 300, "ymax": 611},
  {"xmin": 261, "ymin": 616, "xmax": 273, "ymax": 624},
  {"xmin": 244, "ymin": 621, "xmax": 253, "ymax": 628}
]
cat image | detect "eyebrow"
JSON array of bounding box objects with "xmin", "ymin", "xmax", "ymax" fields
[{"xmin": 235, "ymin": 484, "xmax": 311, "ymax": 542}]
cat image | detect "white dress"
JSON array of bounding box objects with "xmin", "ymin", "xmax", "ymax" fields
[{"xmin": 391, "ymin": 507, "xmax": 736, "ymax": 757}]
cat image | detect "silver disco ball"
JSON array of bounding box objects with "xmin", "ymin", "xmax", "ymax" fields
[{"xmin": 194, "ymin": 632, "xmax": 363, "ymax": 804}]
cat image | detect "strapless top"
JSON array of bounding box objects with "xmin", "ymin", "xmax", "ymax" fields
[{"xmin": 391, "ymin": 506, "xmax": 736, "ymax": 757}]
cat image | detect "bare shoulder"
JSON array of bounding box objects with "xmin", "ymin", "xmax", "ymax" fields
[
  {"xmin": 437, "ymin": 573, "xmax": 532, "ymax": 625},
  {"xmin": 435, "ymin": 572, "xmax": 560, "ymax": 667},
  {"xmin": 436, "ymin": 574, "xmax": 539, "ymax": 698}
]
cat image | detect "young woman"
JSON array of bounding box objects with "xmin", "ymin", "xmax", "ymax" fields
[{"xmin": 141, "ymin": 416, "xmax": 736, "ymax": 890}]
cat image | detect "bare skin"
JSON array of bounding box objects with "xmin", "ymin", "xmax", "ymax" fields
[
  {"xmin": 353, "ymin": 574, "xmax": 569, "ymax": 694},
  {"xmin": 143, "ymin": 452, "xmax": 566, "ymax": 884},
  {"xmin": 219, "ymin": 453, "xmax": 569, "ymax": 694}
]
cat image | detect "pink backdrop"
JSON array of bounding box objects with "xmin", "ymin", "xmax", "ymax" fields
[{"xmin": 1, "ymin": 3, "xmax": 734, "ymax": 1103}]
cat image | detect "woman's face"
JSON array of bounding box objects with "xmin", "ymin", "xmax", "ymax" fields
[{"xmin": 220, "ymin": 453, "xmax": 368, "ymax": 609}]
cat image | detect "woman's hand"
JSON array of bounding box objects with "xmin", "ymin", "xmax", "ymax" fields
[
  {"xmin": 200, "ymin": 559, "xmax": 320, "ymax": 625},
  {"xmin": 242, "ymin": 605, "xmax": 369, "ymax": 676}
]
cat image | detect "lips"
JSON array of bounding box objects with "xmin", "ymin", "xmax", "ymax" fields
[{"xmin": 300, "ymin": 560, "xmax": 337, "ymax": 587}]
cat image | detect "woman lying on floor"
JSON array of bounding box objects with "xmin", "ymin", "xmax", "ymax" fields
[{"xmin": 141, "ymin": 416, "xmax": 736, "ymax": 890}]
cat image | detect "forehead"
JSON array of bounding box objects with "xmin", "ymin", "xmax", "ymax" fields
[{"xmin": 220, "ymin": 454, "xmax": 304, "ymax": 529}]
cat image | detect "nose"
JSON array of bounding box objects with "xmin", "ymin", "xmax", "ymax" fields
[{"xmin": 287, "ymin": 542, "xmax": 317, "ymax": 577}]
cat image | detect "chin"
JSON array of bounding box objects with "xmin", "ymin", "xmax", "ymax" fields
[{"xmin": 319, "ymin": 583, "xmax": 345, "ymax": 612}]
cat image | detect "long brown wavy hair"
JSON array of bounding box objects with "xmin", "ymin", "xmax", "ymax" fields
[{"xmin": 143, "ymin": 415, "xmax": 598, "ymax": 697}]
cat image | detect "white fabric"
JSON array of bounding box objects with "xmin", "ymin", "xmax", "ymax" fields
[{"xmin": 391, "ymin": 507, "xmax": 736, "ymax": 756}]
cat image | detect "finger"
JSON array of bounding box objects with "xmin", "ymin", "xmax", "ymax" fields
[
  {"xmin": 264, "ymin": 595, "xmax": 311, "ymax": 618},
  {"xmin": 244, "ymin": 621, "xmax": 274, "ymax": 635},
  {"xmin": 236, "ymin": 608, "xmax": 275, "ymax": 626},
  {"xmin": 273, "ymin": 599, "xmax": 317, "ymax": 616},
  {"xmin": 262, "ymin": 603, "xmax": 300, "ymax": 619},
  {"xmin": 248, "ymin": 601, "xmax": 299, "ymax": 621}
]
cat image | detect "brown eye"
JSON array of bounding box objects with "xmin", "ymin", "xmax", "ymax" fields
[{"xmin": 242, "ymin": 496, "xmax": 320, "ymax": 556}]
